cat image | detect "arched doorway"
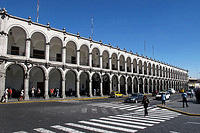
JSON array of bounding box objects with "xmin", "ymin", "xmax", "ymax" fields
[
  {"xmin": 5, "ymin": 64, "xmax": 24, "ymax": 98},
  {"xmin": 65, "ymin": 70, "xmax": 76, "ymax": 97},
  {"xmin": 102, "ymin": 74, "xmax": 110, "ymax": 95},
  {"xmin": 92, "ymin": 73, "xmax": 101, "ymax": 96},
  {"xmin": 133, "ymin": 59, "xmax": 137, "ymax": 73},
  {"xmin": 66, "ymin": 41, "xmax": 77, "ymax": 64},
  {"xmin": 102, "ymin": 51, "xmax": 109, "ymax": 69},
  {"xmin": 157, "ymin": 80, "xmax": 160, "ymax": 92},
  {"xmin": 49, "ymin": 37, "xmax": 62, "ymax": 62},
  {"xmin": 119, "ymin": 55, "xmax": 125, "ymax": 71},
  {"xmin": 120, "ymin": 76, "xmax": 126, "ymax": 94},
  {"xmin": 127, "ymin": 77, "xmax": 132, "ymax": 94},
  {"xmin": 138, "ymin": 60, "xmax": 143, "ymax": 74},
  {"xmin": 139, "ymin": 78, "xmax": 143, "ymax": 93},
  {"xmin": 92, "ymin": 48, "xmax": 100, "ymax": 67},
  {"xmin": 133, "ymin": 77, "xmax": 138, "ymax": 93},
  {"xmin": 80, "ymin": 45, "xmax": 89, "ymax": 66},
  {"xmin": 30, "ymin": 32, "xmax": 46, "ymax": 59},
  {"xmin": 144, "ymin": 78, "xmax": 148, "ymax": 93},
  {"xmin": 111, "ymin": 53, "xmax": 118, "ymax": 70},
  {"xmin": 112, "ymin": 75, "xmax": 118, "ymax": 91},
  {"xmin": 7, "ymin": 26, "xmax": 26, "ymax": 56},
  {"xmin": 80, "ymin": 72, "xmax": 89, "ymax": 96},
  {"xmin": 29, "ymin": 67, "xmax": 45, "ymax": 98},
  {"xmin": 49, "ymin": 69, "xmax": 62, "ymax": 98},
  {"xmin": 149, "ymin": 79, "xmax": 152, "ymax": 93},
  {"xmin": 153, "ymin": 79, "xmax": 156, "ymax": 93}
]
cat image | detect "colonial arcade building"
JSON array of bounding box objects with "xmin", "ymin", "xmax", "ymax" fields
[{"xmin": 0, "ymin": 9, "xmax": 188, "ymax": 100}]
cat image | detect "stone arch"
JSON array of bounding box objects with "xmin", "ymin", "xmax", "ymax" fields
[
  {"xmin": 29, "ymin": 66, "xmax": 45, "ymax": 98},
  {"xmin": 157, "ymin": 80, "xmax": 160, "ymax": 92},
  {"xmin": 149, "ymin": 79, "xmax": 152, "ymax": 93},
  {"xmin": 148, "ymin": 63, "xmax": 151, "ymax": 75},
  {"xmin": 66, "ymin": 41, "xmax": 77, "ymax": 64},
  {"xmin": 102, "ymin": 50, "xmax": 109, "ymax": 69},
  {"xmin": 49, "ymin": 37, "xmax": 62, "ymax": 62},
  {"xmin": 119, "ymin": 55, "xmax": 125, "ymax": 71},
  {"xmin": 133, "ymin": 77, "xmax": 138, "ymax": 93},
  {"xmin": 156, "ymin": 65, "xmax": 159, "ymax": 76},
  {"xmin": 139, "ymin": 78, "xmax": 143, "ymax": 93},
  {"xmin": 80, "ymin": 45, "xmax": 89, "ymax": 66},
  {"xmin": 5, "ymin": 64, "xmax": 25, "ymax": 98},
  {"xmin": 79, "ymin": 71, "xmax": 90, "ymax": 96},
  {"xmin": 92, "ymin": 48, "xmax": 100, "ymax": 67},
  {"xmin": 7, "ymin": 26, "xmax": 27, "ymax": 56},
  {"xmin": 92, "ymin": 73, "xmax": 101, "ymax": 96},
  {"xmin": 133, "ymin": 59, "xmax": 137, "ymax": 73},
  {"xmin": 120, "ymin": 75, "xmax": 126, "ymax": 94},
  {"xmin": 153, "ymin": 79, "xmax": 156, "ymax": 94},
  {"xmin": 102, "ymin": 73, "xmax": 110, "ymax": 95},
  {"xmin": 144, "ymin": 78, "xmax": 148, "ymax": 93},
  {"xmin": 30, "ymin": 32, "xmax": 46, "ymax": 59},
  {"xmin": 112, "ymin": 75, "xmax": 118, "ymax": 91},
  {"xmin": 160, "ymin": 66, "xmax": 162, "ymax": 77},
  {"xmin": 152, "ymin": 64, "xmax": 155, "ymax": 76},
  {"xmin": 127, "ymin": 77, "xmax": 132, "ymax": 94},
  {"xmin": 65, "ymin": 69, "xmax": 77, "ymax": 97},
  {"xmin": 138, "ymin": 60, "xmax": 143, "ymax": 74},
  {"xmin": 126, "ymin": 57, "xmax": 131, "ymax": 72},
  {"xmin": 111, "ymin": 53, "xmax": 118, "ymax": 70},
  {"xmin": 144, "ymin": 61, "xmax": 147, "ymax": 75}
]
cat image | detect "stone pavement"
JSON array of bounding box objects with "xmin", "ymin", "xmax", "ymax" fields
[{"xmin": 158, "ymin": 96, "xmax": 200, "ymax": 116}]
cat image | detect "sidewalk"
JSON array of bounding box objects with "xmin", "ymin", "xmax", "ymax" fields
[{"xmin": 157, "ymin": 97, "xmax": 200, "ymax": 116}]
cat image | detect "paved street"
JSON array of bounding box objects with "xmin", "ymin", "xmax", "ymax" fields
[{"xmin": 0, "ymin": 94, "xmax": 200, "ymax": 133}]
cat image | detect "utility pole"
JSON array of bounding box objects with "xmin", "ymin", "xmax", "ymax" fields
[
  {"xmin": 144, "ymin": 40, "xmax": 146, "ymax": 56},
  {"xmin": 152, "ymin": 45, "xmax": 154, "ymax": 59},
  {"xmin": 36, "ymin": 0, "xmax": 39, "ymax": 23},
  {"xmin": 90, "ymin": 16, "xmax": 94, "ymax": 40}
]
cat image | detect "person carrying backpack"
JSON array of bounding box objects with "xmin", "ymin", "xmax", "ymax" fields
[{"xmin": 182, "ymin": 92, "xmax": 188, "ymax": 108}]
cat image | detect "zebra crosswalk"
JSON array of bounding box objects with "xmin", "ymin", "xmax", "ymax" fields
[
  {"xmin": 88, "ymin": 102, "xmax": 155, "ymax": 111},
  {"xmin": 13, "ymin": 107, "xmax": 181, "ymax": 133}
]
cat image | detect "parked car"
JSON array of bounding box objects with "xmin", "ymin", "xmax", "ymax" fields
[
  {"xmin": 124, "ymin": 93, "xmax": 144, "ymax": 103},
  {"xmin": 186, "ymin": 89, "xmax": 194, "ymax": 97},
  {"xmin": 156, "ymin": 92, "xmax": 170, "ymax": 100},
  {"xmin": 110, "ymin": 91, "xmax": 123, "ymax": 98},
  {"xmin": 168, "ymin": 88, "xmax": 176, "ymax": 94}
]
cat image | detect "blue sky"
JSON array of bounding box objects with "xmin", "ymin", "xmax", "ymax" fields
[{"xmin": 1, "ymin": 0, "xmax": 200, "ymax": 78}]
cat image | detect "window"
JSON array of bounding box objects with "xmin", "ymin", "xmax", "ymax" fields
[
  {"xmin": 56, "ymin": 54, "xmax": 62, "ymax": 62},
  {"xmin": 11, "ymin": 46, "xmax": 19, "ymax": 55},
  {"xmin": 33, "ymin": 49, "xmax": 45, "ymax": 59}
]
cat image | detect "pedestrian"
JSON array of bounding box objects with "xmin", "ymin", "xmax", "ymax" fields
[
  {"xmin": 37, "ymin": 88, "xmax": 41, "ymax": 97},
  {"xmin": 50, "ymin": 88, "xmax": 54, "ymax": 97},
  {"xmin": 182, "ymin": 92, "xmax": 188, "ymax": 108},
  {"xmin": 31, "ymin": 86, "xmax": 35, "ymax": 97},
  {"xmin": 8, "ymin": 88, "xmax": 12, "ymax": 99},
  {"xmin": 56, "ymin": 88, "xmax": 59, "ymax": 97},
  {"xmin": 142, "ymin": 95, "xmax": 150, "ymax": 116},
  {"xmin": 161, "ymin": 93, "xmax": 166, "ymax": 106},
  {"xmin": 18, "ymin": 89, "xmax": 24, "ymax": 101},
  {"xmin": 1, "ymin": 88, "xmax": 9, "ymax": 103}
]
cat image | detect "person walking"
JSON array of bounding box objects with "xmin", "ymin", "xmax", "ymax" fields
[
  {"xmin": 31, "ymin": 86, "xmax": 35, "ymax": 97},
  {"xmin": 1, "ymin": 88, "xmax": 9, "ymax": 103},
  {"xmin": 18, "ymin": 89, "xmax": 24, "ymax": 101},
  {"xmin": 182, "ymin": 92, "xmax": 188, "ymax": 108},
  {"xmin": 142, "ymin": 95, "xmax": 150, "ymax": 116},
  {"xmin": 161, "ymin": 93, "xmax": 166, "ymax": 106}
]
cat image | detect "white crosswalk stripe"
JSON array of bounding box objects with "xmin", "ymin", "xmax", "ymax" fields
[
  {"xmin": 14, "ymin": 107, "xmax": 181, "ymax": 133},
  {"xmin": 34, "ymin": 128, "xmax": 56, "ymax": 133}
]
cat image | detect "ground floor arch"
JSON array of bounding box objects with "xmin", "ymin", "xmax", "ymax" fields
[
  {"xmin": 5, "ymin": 64, "xmax": 25, "ymax": 98},
  {"xmin": 80, "ymin": 72, "xmax": 89, "ymax": 96},
  {"xmin": 65, "ymin": 70, "xmax": 77, "ymax": 97},
  {"xmin": 149, "ymin": 79, "xmax": 152, "ymax": 93},
  {"xmin": 112, "ymin": 75, "xmax": 118, "ymax": 91},
  {"xmin": 127, "ymin": 77, "xmax": 132, "ymax": 94},
  {"xmin": 29, "ymin": 67, "xmax": 45, "ymax": 98},
  {"xmin": 133, "ymin": 77, "xmax": 138, "ymax": 93},
  {"xmin": 92, "ymin": 73, "xmax": 101, "ymax": 96},
  {"xmin": 120, "ymin": 76, "xmax": 126, "ymax": 94},
  {"xmin": 144, "ymin": 78, "xmax": 148, "ymax": 93},
  {"xmin": 139, "ymin": 78, "xmax": 143, "ymax": 93},
  {"xmin": 102, "ymin": 74, "xmax": 110, "ymax": 95}
]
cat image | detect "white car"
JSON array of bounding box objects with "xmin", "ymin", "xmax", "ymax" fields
[
  {"xmin": 156, "ymin": 92, "xmax": 170, "ymax": 100},
  {"xmin": 168, "ymin": 88, "xmax": 176, "ymax": 94}
]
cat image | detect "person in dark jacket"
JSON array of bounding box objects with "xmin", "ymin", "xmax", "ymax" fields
[{"xmin": 142, "ymin": 95, "xmax": 150, "ymax": 116}]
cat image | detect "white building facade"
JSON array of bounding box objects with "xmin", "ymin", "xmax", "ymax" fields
[{"xmin": 0, "ymin": 9, "xmax": 188, "ymax": 100}]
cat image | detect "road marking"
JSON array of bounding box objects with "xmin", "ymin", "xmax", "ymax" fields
[
  {"xmin": 169, "ymin": 131, "xmax": 180, "ymax": 133},
  {"xmin": 13, "ymin": 131, "xmax": 28, "ymax": 133},
  {"xmin": 109, "ymin": 116, "xmax": 160, "ymax": 124},
  {"xmin": 51, "ymin": 125, "xmax": 84, "ymax": 133},
  {"xmin": 117, "ymin": 115, "xmax": 166, "ymax": 122},
  {"xmin": 90, "ymin": 119, "xmax": 146, "ymax": 129},
  {"xmin": 126, "ymin": 106, "xmax": 144, "ymax": 110},
  {"xmin": 34, "ymin": 128, "xmax": 56, "ymax": 133},
  {"xmin": 187, "ymin": 122, "xmax": 200, "ymax": 125},
  {"xmin": 99, "ymin": 117, "xmax": 154, "ymax": 126},
  {"xmin": 79, "ymin": 121, "xmax": 138, "ymax": 133},
  {"xmin": 65, "ymin": 123, "xmax": 117, "ymax": 133}
]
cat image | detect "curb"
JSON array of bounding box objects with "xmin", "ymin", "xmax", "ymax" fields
[
  {"xmin": 0, "ymin": 96, "xmax": 110, "ymax": 104},
  {"xmin": 157, "ymin": 104, "xmax": 200, "ymax": 116}
]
